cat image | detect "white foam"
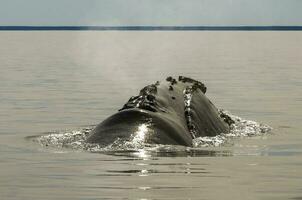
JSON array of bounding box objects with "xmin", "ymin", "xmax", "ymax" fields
[
  {"xmin": 192, "ymin": 110, "xmax": 272, "ymax": 147},
  {"xmin": 30, "ymin": 111, "xmax": 272, "ymax": 152}
]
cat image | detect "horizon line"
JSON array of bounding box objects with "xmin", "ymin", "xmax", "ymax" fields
[{"xmin": 1, "ymin": 25, "xmax": 302, "ymax": 31}]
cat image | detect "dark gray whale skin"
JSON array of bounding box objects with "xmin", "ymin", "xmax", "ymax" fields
[{"xmin": 86, "ymin": 76, "xmax": 233, "ymax": 147}]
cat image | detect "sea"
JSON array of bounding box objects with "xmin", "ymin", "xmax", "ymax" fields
[{"xmin": 0, "ymin": 31, "xmax": 301, "ymax": 200}]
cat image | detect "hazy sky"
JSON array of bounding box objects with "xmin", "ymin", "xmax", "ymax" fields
[{"xmin": 0, "ymin": 0, "xmax": 301, "ymax": 26}]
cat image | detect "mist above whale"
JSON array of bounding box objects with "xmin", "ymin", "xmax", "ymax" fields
[{"xmin": 86, "ymin": 76, "xmax": 234, "ymax": 147}]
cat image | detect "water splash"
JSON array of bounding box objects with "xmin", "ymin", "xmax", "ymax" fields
[
  {"xmin": 193, "ymin": 110, "xmax": 272, "ymax": 147},
  {"xmin": 28, "ymin": 111, "xmax": 272, "ymax": 154}
]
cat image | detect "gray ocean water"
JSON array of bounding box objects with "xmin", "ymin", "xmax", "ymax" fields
[{"xmin": 0, "ymin": 31, "xmax": 301, "ymax": 200}]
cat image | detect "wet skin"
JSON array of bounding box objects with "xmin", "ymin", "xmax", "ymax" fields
[{"xmin": 86, "ymin": 76, "xmax": 233, "ymax": 147}]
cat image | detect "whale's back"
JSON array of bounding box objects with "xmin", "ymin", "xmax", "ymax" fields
[{"xmin": 86, "ymin": 76, "xmax": 231, "ymax": 146}]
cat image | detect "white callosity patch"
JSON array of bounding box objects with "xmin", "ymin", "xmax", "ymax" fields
[
  {"xmin": 30, "ymin": 111, "xmax": 271, "ymax": 152},
  {"xmin": 183, "ymin": 86, "xmax": 197, "ymax": 138}
]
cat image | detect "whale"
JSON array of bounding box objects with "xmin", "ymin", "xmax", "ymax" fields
[{"xmin": 86, "ymin": 76, "xmax": 234, "ymax": 147}]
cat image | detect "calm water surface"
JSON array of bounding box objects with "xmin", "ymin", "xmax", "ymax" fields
[{"xmin": 0, "ymin": 31, "xmax": 301, "ymax": 199}]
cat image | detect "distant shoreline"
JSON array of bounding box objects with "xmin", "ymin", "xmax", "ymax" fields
[{"xmin": 1, "ymin": 26, "xmax": 302, "ymax": 31}]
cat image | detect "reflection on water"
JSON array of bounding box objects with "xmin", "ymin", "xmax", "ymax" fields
[
  {"xmin": 1, "ymin": 31, "xmax": 302, "ymax": 200},
  {"xmin": 103, "ymin": 148, "xmax": 233, "ymax": 158}
]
